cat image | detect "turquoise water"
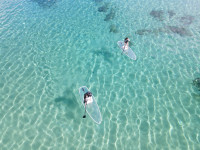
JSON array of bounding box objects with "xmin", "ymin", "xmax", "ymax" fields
[{"xmin": 0, "ymin": 0, "xmax": 200, "ymax": 149}]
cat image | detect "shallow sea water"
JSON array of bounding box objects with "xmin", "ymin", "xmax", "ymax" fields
[{"xmin": 0, "ymin": 0, "xmax": 200, "ymax": 149}]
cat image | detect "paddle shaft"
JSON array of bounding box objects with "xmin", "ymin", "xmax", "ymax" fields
[{"xmin": 83, "ymin": 102, "xmax": 87, "ymax": 118}]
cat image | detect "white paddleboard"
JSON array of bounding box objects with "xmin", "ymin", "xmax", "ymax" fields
[
  {"xmin": 117, "ymin": 41, "xmax": 136, "ymax": 60},
  {"xmin": 79, "ymin": 86, "xmax": 102, "ymax": 124}
]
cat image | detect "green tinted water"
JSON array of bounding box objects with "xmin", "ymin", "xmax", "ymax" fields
[{"xmin": 0, "ymin": 0, "xmax": 200, "ymax": 149}]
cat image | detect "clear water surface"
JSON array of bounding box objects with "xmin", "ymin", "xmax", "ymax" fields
[{"xmin": 0, "ymin": 0, "xmax": 200, "ymax": 149}]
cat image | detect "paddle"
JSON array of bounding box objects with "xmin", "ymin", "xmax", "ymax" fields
[{"xmin": 83, "ymin": 102, "xmax": 87, "ymax": 118}]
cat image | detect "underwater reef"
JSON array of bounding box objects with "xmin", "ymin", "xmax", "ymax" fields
[
  {"xmin": 135, "ymin": 26, "xmax": 192, "ymax": 37},
  {"xmin": 179, "ymin": 15, "xmax": 194, "ymax": 25},
  {"xmin": 31, "ymin": 0, "xmax": 57, "ymax": 8},
  {"xmin": 104, "ymin": 8, "xmax": 116, "ymax": 21},
  {"xmin": 109, "ymin": 24, "xmax": 119, "ymax": 33},
  {"xmin": 98, "ymin": 3, "xmax": 110, "ymax": 13},
  {"xmin": 193, "ymin": 78, "xmax": 200, "ymax": 90},
  {"xmin": 135, "ymin": 29, "xmax": 152, "ymax": 35},
  {"xmin": 135, "ymin": 28, "xmax": 165, "ymax": 36},
  {"xmin": 136, "ymin": 10, "xmax": 194, "ymax": 37},
  {"xmin": 95, "ymin": 1, "xmax": 118, "ymax": 33},
  {"xmin": 167, "ymin": 26, "xmax": 192, "ymax": 36},
  {"xmin": 150, "ymin": 9, "xmax": 195, "ymax": 27},
  {"xmin": 168, "ymin": 10, "xmax": 176, "ymax": 19},
  {"xmin": 150, "ymin": 10, "xmax": 164, "ymax": 21}
]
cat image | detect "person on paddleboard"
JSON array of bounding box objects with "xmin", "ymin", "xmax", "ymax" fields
[
  {"xmin": 84, "ymin": 92, "xmax": 92, "ymax": 106},
  {"xmin": 124, "ymin": 37, "xmax": 130, "ymax": 50}
]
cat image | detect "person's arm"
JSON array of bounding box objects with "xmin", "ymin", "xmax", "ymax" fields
[{"xmin": 127, "ymin": 39, "xmax": 130, "ymax": 47}]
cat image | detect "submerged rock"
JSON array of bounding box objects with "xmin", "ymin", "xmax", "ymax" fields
[
  {"xmin": 180, "ymin": 15, "xmax": 194, "ymax": 25},
  {"xmin": 135, "ymin": 26, "xmax": 192, "ymax": 37},
  {"xmin": 150, "ymin": 10, "xmax": 164, "ymax": 21},
  {"xmin": 109, "ymin": 24, "xmax": 119, "ymax": 33},
  {"xmin": 167, "ymin": 26, "xmax": 192, "ymax": 36},
  {"xmin": 98, "ymin": 3, "xmax": 109, "ymax": 12},
  {"xmin": 193, "ymin": 78, "xmax": 200, "ymax": 90},
  {"xmin": 98, "ymin": 6, "xmax": 108, "ymax": 12},
  {"xmin": 155, "ymin": 27, "xmax": 170, "ymax": 34},
  {"xmin": 135, "ymin": 28, "xmax": 170, "ymax": 36},
  {"xmin": 168, "ymin": 10, "xmax": 176, "ymax": 18},
  {"xmin": 31, "ymin": 0, "xmax": 56, "ymax": 8},
  {"xmin": 135, "ymin": 24, "xmax": 193, "ymax": 37},
  {"xmin": 104, "ymin": 8, "xmax": 115, "ymax": 21},
  {"xmin": 135, "ymin": 29, "xmax": 152, "ymax": 35}
]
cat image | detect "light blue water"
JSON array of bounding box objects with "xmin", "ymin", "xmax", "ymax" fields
[{"xmin": 0, "ymin": 0, "xmax": 200, "ymax": 149}]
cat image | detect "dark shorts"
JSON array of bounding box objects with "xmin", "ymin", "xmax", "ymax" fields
[{"xmin": 124, "ymin": 40, "xmax": 129, "ymax": 43}]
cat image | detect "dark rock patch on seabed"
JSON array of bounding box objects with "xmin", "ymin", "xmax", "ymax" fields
[
  {"xmin": 150, "ymin": 10, "xmax": 176, "ymax": 21},
  {"xmin": 167, "ymin": 26, "xmax": 192, "ymax": 36},
  {"xmin": 98, "ymin": 6, "xmax": 108, "ymax": 13},
  {"xmin": 150, "ymin": 10, "xmax": 164, "ymax": 21},
  {"xmin": 98, "ymin": 3, "xmax": 110, "ymax": 12},
  {"xmin": 193, "ymin": 78, "xmax": 200, "ymax": 90},
  {"xmin": 104, "ymin": 8, "xmax": 115, "ymax": 21},
  {"xmin": 168, "ymin": 10, "xmax": 176, "ymax": 18},
  {"xmin": 138, "ymin": 10, "xmax": 194, "ymax": 37},
  {"xmin": 31, "ymin": 0, "xmax": 57, "ymax": 8},
  {"xmin": 135, "ymin": 28, "xmax": 168, "ymax": 35},
  {"xmin": 180, "ymin": 15, "xmax": 194, "ymax": 25},
  {"xmin": 135, "ymin": 26, "xmax": 192, "ymax": 37},
  {"xmin": 135, "ymin": 29, "xmax": 152, "ymax": 35},
  {"xmin": 109, "ymin": 24, "xmax": 119, "ymax": 33}
]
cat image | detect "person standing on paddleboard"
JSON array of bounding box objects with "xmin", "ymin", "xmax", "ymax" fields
[
  {"xmin": 124, "ymin": 37, "xmax": 130, "ymax": 50},
  {"xmin": 84, "ymin": 92, "xmax": 92, "ymax": 107}
]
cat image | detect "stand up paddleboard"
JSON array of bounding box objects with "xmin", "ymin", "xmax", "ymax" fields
[
  {"xmin": 117, "ymin": 41, "xmax": 136, "ymax": 60},
  {"xmin": 79, "ymin": 86, "xmax": 102, "ymax": 124}
]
